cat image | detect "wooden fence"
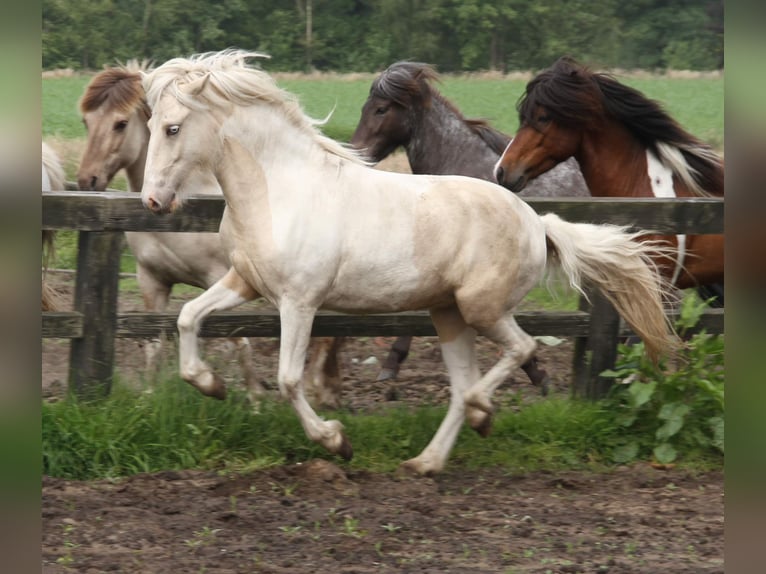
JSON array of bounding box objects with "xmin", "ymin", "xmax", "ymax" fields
[{"xmin": 42, "ymin": 191, "xmax": 724, "ymax": 399}]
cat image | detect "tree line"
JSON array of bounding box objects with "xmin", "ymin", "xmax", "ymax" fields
[{"xmin": 42, "ymin": 0, "xmax": 723, "ymax": 72}]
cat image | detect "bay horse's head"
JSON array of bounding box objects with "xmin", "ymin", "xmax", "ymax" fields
[
  {"xmin": 77, "ymin": 61, "xmax": 152, "ymax": 191},
  {"xmin": 496, "ymin": 57, "xmax": 723, "ymax": 197},
  {"xmin": 350, "ymin": 61, "xmax": 438, "ymax": 162},
  {"xmin": 494, "ymin": 57, "xmax": 599, "ymax": 192}
]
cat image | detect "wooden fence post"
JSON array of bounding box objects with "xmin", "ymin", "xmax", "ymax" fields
[
  {"xmin": 68, "ymin": 231, "xmax": 123, "ymax": 399},
  {"xmin": 571, "ymin": 289, "xmax": 621, "ymax": 400}
]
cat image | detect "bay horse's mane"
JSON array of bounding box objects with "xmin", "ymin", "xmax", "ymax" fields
[
  {"xmin": 519, "ymin": 56, "xmax": 723, "ymax": 196},
  {"xmin": 143, "ymin": 50, "xmax": 365, "ymax": 165},
  {"xmin": 79, "ymin": 60, "xmax": 152, "ymax": 120},
  {"xmin": 370, "ymin": 61, "xmax": 511, "ymax": 155}
]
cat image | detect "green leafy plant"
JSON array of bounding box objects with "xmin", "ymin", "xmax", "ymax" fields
[{"xmin": 602, "ymin": 293, "xmax": 724, "ymax": 464}]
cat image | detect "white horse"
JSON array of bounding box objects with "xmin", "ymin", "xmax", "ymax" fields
[
  {"xmin": 140, "ymin": 50, "xmax": 677, "ymax": 475},
  {"xmin": 42, "ymin": 141, "xmax": 66, "ymax": 311},
  {"xmin": 76, "ymin": 62, "xmax": 344, "ymax": 404}
]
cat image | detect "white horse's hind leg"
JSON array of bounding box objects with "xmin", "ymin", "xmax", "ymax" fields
[
  {"xmin": 278, "ymin": 302, "xmax": 352, "ymax": 459},
  {"xmin": 177, "ymin": 268, "xmax": 258, "ymax": 399},
  {"xmin": 400, "ymin": 306, "xmax": 479, "ymax": 476},
  {"xmin": 463, "ymin": 315, "xmax": 537, "ymax": 426}
]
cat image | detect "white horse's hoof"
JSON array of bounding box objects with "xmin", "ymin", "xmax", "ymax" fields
[
  {"xmin": 397, "ymin": 457, "xmax": 442, "ymax": 477},
  {"xmin": 466, "ymin": 407, "xmax": 493, "ymax": 437},
  {"xmin": 185, "ymin": 370, "xmax": 227, "ymax": 400}
]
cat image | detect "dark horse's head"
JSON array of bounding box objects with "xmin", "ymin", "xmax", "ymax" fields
[
  {"xmin": 350, "ymin": 61, "xmax": 438, "ymax": 162},
  {"xmin": 495, "ymin": 56, "xmax": 722, "ymax": 195},
  {"xmin": 351, "ymin": 61, "xmax": 510, "ymax": 166}
]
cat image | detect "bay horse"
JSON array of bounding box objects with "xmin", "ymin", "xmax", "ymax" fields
[
  {"xmin": 77, "ymin": 62, "xmax": 344, "ymax": 405},
  {"xmin": 493, "ymin": 57, "xmax": 724, "ymax": 303},
  {"xmin": 42, "ymin": 141, "xmax": 66, "ymax": 311},
  {"xmin": 140, "ymin": 50, "xmax": 676, "ymax": 475},
  {"xmin": 350, "ymin": 61, "xmax": 591, "ymax": 390}
]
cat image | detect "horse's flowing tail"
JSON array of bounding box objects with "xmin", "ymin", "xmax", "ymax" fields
[{"xmin": 541, "ymin": 213, "xmax": 678, "ymax": 361}]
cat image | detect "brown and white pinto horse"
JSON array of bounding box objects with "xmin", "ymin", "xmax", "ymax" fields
[
  {"xmin": 494, "ymin": 57, "xmax": 724, "ymax": 302},
  {"xmin": 77, "ymin": 62, "xmax": 344, "ymax": 406}
]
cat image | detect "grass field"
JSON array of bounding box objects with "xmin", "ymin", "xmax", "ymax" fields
[{"xmin": 43, "ymin": 72, "xmax": 724, "ymax": 149}]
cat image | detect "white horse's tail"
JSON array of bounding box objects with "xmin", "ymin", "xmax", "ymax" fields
[{"xmin": 541, "ymin": 213, "xmax": 678, "ymax": 361}]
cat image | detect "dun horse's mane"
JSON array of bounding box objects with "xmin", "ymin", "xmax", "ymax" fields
[
  {"xmin": 518, "ymin": 56, "xmax": 722, "ymax": 196},
  {"xmin": 371, "ymin": 61, "xmax": 510, "ymax": 155},
  {"xmin": 143, "ymin": 50, "xmax": 365, "ymax": 165},
  {"xmin": 80, "ymin": 60, "xmax": 152, "ymax": 119}
]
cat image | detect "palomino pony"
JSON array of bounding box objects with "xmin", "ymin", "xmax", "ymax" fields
[
  {"xmin": 42, "ymin": 141, "xmax": 66, "ymax": 311},
  {"xmin": 350, "ymin": 61, "xmax": 591, "ymax": 389},
  {"xmin": 77, "ymin": 62, "xmax": 343, "ymax": 404},
  {"xmin": 493, "ymin": 57, "xmax": 724, "ymax": 303},
  {"xmin": 140, "ymin": 50, "xmax": 676, "ymax": 475}
]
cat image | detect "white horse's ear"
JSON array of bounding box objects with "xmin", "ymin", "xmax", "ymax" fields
[{"xmin": 181, "ymin": 74, "xmax": 211, "ymax": 96}]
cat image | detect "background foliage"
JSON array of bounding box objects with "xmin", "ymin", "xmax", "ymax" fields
[{"xmin": 42, "ymin": 0, "xmax": 723, "ymax": 72}]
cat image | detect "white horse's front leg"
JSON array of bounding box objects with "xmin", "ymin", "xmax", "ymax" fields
[
  {"xmin": 278, "ymin": 302, "xmax": 352, "ymax": 460},
  {"xmin": 177, "ymin": 268, "xmax": 258, "ymax": 399}
]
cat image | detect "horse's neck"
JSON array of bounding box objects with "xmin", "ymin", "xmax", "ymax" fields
[
  {"xmin": 576, "ymin": 124, "xmax": 651, "ymax": 198},
  {"xmin": 406, "ymin": 98, "xmax": 498, "ymax": 181},
  {"xmin": 124, "ymin": 131, "xmax": 149, "ymax": 194}
]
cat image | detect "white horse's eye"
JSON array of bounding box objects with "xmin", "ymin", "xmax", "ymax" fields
[{"xmin": 166, "ymin": 125, "xmax": 180, "ymax": 136}]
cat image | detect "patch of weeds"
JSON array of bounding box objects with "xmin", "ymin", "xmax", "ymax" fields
[
  {"xmin": 602, "ymin": 292, "xmax": 724, "ymax": 465},
  {"xmin": 184, "ymin": 526, "xmax": 222, "ymax": 548},
  {"xmin": 56, "ymin": 523, "xmax": 79, "ymax": 567},
  {"xmin": 270, "ymin": 480, "xmax": 299, "ymax": 497},
  {"xmin": 341, "ymin": 516, "xmax": 367, "ymax": 538}
]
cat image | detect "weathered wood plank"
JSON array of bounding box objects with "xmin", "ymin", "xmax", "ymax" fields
[
  {"xmin": 42, "ymin": 312, "xmax": 83, "ymax": 338},
  {"xmin": 68, "ymin": 231, "xmax": 123, "ymax": 399},
  {"xmin": 43, "ymin": 191, "xmax": 724, "ymax": 234},
  {"xmin": 42, "ymin": 307, "xmax": 724, "ymax": 340}
]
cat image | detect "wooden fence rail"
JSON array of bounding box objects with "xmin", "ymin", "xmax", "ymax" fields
[{"xmin": 42, "ymin": 191, "xmax": 724, "ymax": 399}]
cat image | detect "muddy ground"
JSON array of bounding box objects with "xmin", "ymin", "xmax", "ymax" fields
[{"xmin": 41, "ymin": 273, "xmax": 724, "ymax": 573}]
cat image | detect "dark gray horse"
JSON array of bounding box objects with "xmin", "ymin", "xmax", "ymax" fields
[{"xmin": 350, "ymin": 61, "xmax": 590, "ymax": 390}]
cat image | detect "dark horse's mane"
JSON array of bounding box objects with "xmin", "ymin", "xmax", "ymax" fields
[
  {"xmin": 370, "ymin": 61, "xmax": 511, "ymax": 154},
  {"xmin": 518, "ymin": 56, "xmax": 722, "ymax": 195}
]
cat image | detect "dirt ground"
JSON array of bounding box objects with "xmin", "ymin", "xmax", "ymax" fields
[{"xmin": 41, "ymin": 274, "xmax": 724, "ymax": 573}]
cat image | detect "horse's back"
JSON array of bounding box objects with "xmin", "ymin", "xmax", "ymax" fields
[{"xmin": 318, "ymin": 168, "xmax": 548, "ymax": 311}]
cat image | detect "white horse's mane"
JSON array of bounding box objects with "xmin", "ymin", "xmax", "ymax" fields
[{"xmin": 143, "ymin": 49, "xmax": 365, "ymax": 165}]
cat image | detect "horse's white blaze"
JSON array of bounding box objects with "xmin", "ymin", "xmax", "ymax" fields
[{"xmin": 646, "ymin": 149, "xmax": 686, "ymax": 285}]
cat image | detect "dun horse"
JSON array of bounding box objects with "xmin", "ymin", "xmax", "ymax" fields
[
  {"xmin": 140, "ymin": 50, "xmax": 676, "ymax": 475},
  {"xmin": 351, "ymin": 61, "xmax": 590, "ymax": 391},
  {"xmin": 77, "ymin": 62, "xmax": 342, "ymax": 404},
  {"xmin": 493, "ymin": 57, "xmax": 724, "ymax": 303}
]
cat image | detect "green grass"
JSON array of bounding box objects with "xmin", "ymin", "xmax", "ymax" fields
[
  {"xmin": 43, "ymin": 73, "xmax": 723, "ymax": 147},
  {"xmin": 42, "ymin": 375, "xmax": 720, "ymax": 481}
]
